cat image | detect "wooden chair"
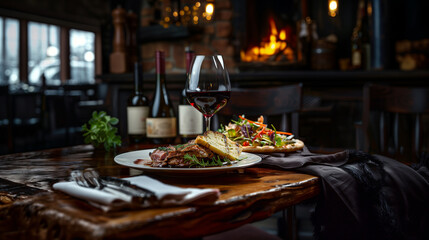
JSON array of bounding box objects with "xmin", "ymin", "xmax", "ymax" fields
[
  {"xmin": 8, "ymin": 89, "xmax": 46, "ymax": 153},
  {"xmin": 212, "ymin": 83, "xmax": 303, "ymax": 240},
  {"xmin": 0, "ymin": 85, "xmax": 13, "ymax": 153},
  {"xmin": 215, "ymin": 83, "xmax": 302, "ymax": 136},
  {"xmin": 62, "ymin": 83, "xmax": 108, "ymax": 145},
  {"xmin": 356, "ymin": 83, "xmax": 429, "ymax": 164}
]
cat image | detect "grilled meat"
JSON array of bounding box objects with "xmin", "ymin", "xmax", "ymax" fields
[{"xmin": 149, "ymin": 143, "xmax": 215, "ymax": 167}]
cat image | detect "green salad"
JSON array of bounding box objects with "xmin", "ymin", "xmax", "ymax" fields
[{"xmin": 218, "ymin": 115, "xmax": 297, "ymax": 147}]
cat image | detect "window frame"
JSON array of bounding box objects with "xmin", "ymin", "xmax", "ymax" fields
[{"xmin": 0, "ymin": 8, "xmax": 101, "ymax": 85}]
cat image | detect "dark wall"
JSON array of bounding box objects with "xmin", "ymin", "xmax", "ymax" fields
[
  {"xmin": 0, "ymin": 0, "xmax": 110, "ymax": 28},
  {"xmin": 310, "ymin": 0, "xmax": 358, "ymax": 59},
  {"xmin": 313, "ymin": 0, "xmax": 429, "ymax": 60},
  {"xmin": 390, "ymin": 0, "xmax": 429, "ymax": 41}
]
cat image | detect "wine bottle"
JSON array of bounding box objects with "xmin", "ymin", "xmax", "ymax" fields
[
  {"xmin": 146, "ymin": 51, "xmax": 177, "ymax": 144},
  {"xmin": 127, "ymin": 62, "xmax": 149, "ymax": 144},
  {"xmin": 361, "ymin": 0, "xmax": 371, "ymax": 70},
  {"xmin": 178, "ymin": 48, "xmax": 203, "ymax": 142},
  {"xmin": 351, "ymin": 0, "xmax": 371, "ymax": 70},
  {"xmin": 351, "ymin": 0, "xmax": 363, "ymax": 70}
]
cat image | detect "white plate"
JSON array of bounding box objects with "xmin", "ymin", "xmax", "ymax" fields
[{"xmin": 114, "ymin": 149, "xmax": 262, "ymax": 175}]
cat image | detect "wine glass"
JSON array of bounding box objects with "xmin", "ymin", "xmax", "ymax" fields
[{"xmin": 185, "ymin": 55, "xmax": 231, "ymax": 132}]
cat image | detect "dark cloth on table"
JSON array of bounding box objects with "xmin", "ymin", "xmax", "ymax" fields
[{"xmin": 257, "ymin": 147, "xmax": 429, "ymax": 240}]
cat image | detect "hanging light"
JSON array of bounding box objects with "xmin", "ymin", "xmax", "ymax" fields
[
  {"xmin": 328, "ymin": 0, "xmax": 338, "ymax": 17},
  {"xmin": 205, "ymin": 3, "xmax": 214, "ymax": 15},
  {"xmin": 160, "ymin": 1, "xmax": 215, "ymax": 27}
]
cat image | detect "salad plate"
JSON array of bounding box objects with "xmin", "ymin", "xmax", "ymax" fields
[{"xmin": 219, "ymin": 115, "xmax": 305, "ymax": 153}]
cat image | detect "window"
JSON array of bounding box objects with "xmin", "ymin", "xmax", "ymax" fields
[
  {"xmin": 28, "ymin": 22, "xmax": 60, "ymax": 85},
  {"xmin": 0, "ymin": 17, "xmax": 19, "ymax": 85},
  {"xmin": 0, "ymin": 15, "xmax": 96, "ymax": 86},
  {"xmin": 70, "ymin": 29, "xmax": 95, "ymax": 84}
]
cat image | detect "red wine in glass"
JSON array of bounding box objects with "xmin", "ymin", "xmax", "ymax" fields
[
  {"xmin": 185, "ymin": 55, "xmax": 231, "ymax": 132},
  {"xmin": 186, "ymin": 91, "xmax": 230, "ymax": 118}
]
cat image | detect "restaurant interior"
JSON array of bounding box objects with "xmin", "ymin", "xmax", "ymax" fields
[
  {"xmin": 0, "ymin": 0, "xmax": 429, "ymax": 239},
  {"xmin": 0, "ymin": 0, "xmax": 428, "ymax": 156}
]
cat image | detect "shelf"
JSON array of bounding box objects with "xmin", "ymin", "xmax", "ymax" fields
[
  {"xmin": 98, "ymin": 70, "xmax": 429, "ymax": 88},
  {"xmin": 138, "ymin": 25, "xmax": 204, "ymax": 43}
]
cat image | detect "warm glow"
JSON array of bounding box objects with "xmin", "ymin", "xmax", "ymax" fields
[
  {"xmin": 195, "ymin": 2, "xmax": 201, "ymax": 8},
  {"xmin": 269, "ymin": 18, "xmax": 278, "ymax": 36},
  {"xmin": 279, "ymin": 30, "xmax": 286, "ymax": 41},
  {"xmin": 206, "ymin": 3, "xmax": 214, "ymax": 15},
  {"xmin": 329, "ymin": 0, "xmax": 337, "ymax": 10},
  {"xmin": 329, "ymin": 0, "xmax": 338, "ymax": 17},
  {"xmin": 241, "ymin": 17, "xmax": 293, "ymax": 62}
]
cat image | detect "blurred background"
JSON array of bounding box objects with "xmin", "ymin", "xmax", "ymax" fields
[{"xmin": 0, "ymin": 0, "xmax": 428, "ymax": 155}]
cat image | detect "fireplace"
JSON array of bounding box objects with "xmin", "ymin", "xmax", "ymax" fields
[
  {"xmin": 240, "ymin": 17, "xmax": 295, "ymax": 63},
  {"xmin": 234, "ymin": 0, "xmax": 308, "ymax": 71},
  {"xmin": 137, "ymin": 0, "xmax": 309, "ymax": 73}
]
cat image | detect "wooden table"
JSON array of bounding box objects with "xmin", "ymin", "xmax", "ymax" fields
[{"xmin": 0, "ymin": 144, "xmax": 320, "ymax": 240}]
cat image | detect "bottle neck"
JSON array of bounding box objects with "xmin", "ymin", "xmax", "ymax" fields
[
  {"xmin": 155, "ymin": 51, "xmax": 168, "ymax": 103},
  {"xmin": 355, "ymin": 0, "xmax": 365, "ymax": 26},
  {"xmin": 156, "ymin": 51, "xmax": 165, "ymax": 76},
  {"xmin": 134, "ymin": 62, "xmax": 143, "ymax": 94},
  {"xmin": 182, "ymin": 49, "xmax": 195, "ymax": 104},
  {"xmin": 156, "ymin": 51, "xmax": 166, "ymax": 87}
]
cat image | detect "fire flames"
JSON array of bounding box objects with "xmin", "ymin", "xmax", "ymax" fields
[{"xmin": 241, "ymin": 18, "xmax": 294, "ymax": 62}]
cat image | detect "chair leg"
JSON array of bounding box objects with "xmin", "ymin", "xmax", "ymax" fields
[
  {"xmin": 7, "ymin": 122, "xmax": 14, "ymax": 153},
  {"xmin": 278, "ymin": 206, "xmax": 297, "ymax": 240}
]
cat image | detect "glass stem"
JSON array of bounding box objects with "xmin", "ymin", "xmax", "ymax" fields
[{"xmin": 205, "ymin": 116, "xmax": 211, "ymax": 132}]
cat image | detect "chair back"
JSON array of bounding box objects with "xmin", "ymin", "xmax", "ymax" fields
[
  {"xmin": 0, "ymin": 85, "xmax": 13, "ymax": 153},
  {"xmin": 61, "ymin": 84, "xmax": 107, "ymax": 145},
  {"xmin": 360, "ymin": 83, "xmax": 429, "ymax": 163},
  {"xmin": 216, "ymin": 83, "xmax": 302, "ymax": 135}
]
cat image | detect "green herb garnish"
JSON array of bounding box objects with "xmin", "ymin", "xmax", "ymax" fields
[
  {"xmin": 183, "ymin": 154, "xmax": 233, "ymax": 168},
  {"xmin": 81, "ymin": 111, "xmax": 122, "ymax": 151},
  {"xmin": 156, "ymin": 146, "xmax": 170, "ymax": 151}
]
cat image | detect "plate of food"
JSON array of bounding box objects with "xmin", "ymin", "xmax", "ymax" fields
[
  {"xmin": 114, "ymin": 131, "xmax": 262, "ymax": 174},
  {"xmin": 218, "ymin": 115, "xmax": 304, "ymax": 153}
]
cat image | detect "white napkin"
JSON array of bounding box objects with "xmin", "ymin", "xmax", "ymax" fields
[{"xmin": 52, "ymin": 176, "xmax": 220, "ymax": 211}]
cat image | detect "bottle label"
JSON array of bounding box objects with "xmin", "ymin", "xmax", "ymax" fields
[
  {"xmin": 146, "ymin": 117, "xmax": 177, "ymax": 138},
  {"xmin": 179, "ymin": 105, "xmax": 203, "ymax": 135},
  {"xmin": 352, "ymin": 50, "xmax": 362, "ymax": 67},
  {"xmin": 127, "ymin": 106, "xmax": 149, "ymax": 134}
]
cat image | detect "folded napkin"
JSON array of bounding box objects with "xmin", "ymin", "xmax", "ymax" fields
[
  {"xmin": 258, "ymin": 146, "xmax": 348, "ymax": 169},
  {"xmin": 256, "ymin": 146, "xmax": 429, "ymax": 240},
  {"xmin": 53, "ymin": 175, "xmax": 220, "ymax": 211}
]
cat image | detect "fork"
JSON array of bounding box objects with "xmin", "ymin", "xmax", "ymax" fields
[{"xmin": 71, "ymin": 169, "xmax": 155, "ymax": 204}]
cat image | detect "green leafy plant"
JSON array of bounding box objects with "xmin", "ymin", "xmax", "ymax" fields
[{"xmin": 81, "ymin": 111, "xmax": 122, "ymax": 151}]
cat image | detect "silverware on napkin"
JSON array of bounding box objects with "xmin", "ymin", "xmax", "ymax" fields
[{"xmin": 70, "ymin": 168, "xmax": 156, "ymax": 204}]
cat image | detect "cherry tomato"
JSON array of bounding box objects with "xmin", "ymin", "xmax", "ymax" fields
[{"xmin": 242, "ymin": 141, "xmax": 250, "ymax": 146}]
